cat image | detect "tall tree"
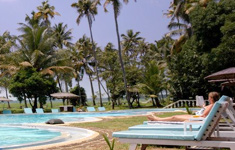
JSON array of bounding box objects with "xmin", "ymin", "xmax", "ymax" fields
[
  {"xmin": 104, "ymin": 0, "xmax": 136, "ymax": 108},
  {"xmin": 99, "ymin": 43, "xmax": 123, "ymax": 109},
  {"xmin": 72, "ymin": 35, "xmax": 96, "ymax": 105},
  {"xmin": 71, "ymin": 0, "xmax": 103, "ymax": 106},
  {"xmin": 34, "ymin": 0, "xmax": 60, "ymax": 26},
  {"xmin": 0, "ymin": 31, "xmax": 16, "ymax": 108},
  {"xmin": 52, "ymin": 23, "xmax": 73, "ymax": 49},
  {"xmin": 138, "ymin": 61, "xmax": 165, "ymax": 107}
]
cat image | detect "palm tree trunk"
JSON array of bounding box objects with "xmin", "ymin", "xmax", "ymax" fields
[
  {"xmin": 88, "ymin": 74, "xmax": 96, "ymax": 105},
  {"xmin": 100, "ymin": 81, "xmax": 111, "ymax": 102},
  {"xmin": 57, "ymin": 76, "xmax": 62, "ymax": 92},
  {"xmin": 50, "ymin": 97, "xmax": 53, "ymax": 108},
  {"xmin": 87, "ymin": 16, "xmax": 103, "ymax": 107},
  {"xmin": 33, "ymin": 96, "xmax": 38, "ymax": 113},
  {"xmin": 76, "ymin": 76, "xmax": 82, "ymax": 106},
  {"xmin": 24, "ymin": 94, "xmax": 28, "ymax": 108},
  {"xmin": 65, "ymin": 81, "xmax": 69, "ymax": 104},
  {"xmin": 113, "ymin": 11, "xmax": 131, "ymax": 109},
  {"xmin": 106, "ymin": 82, "xmax": 111, "ymax": 102},
  {"xmin": 5, "ymin": 87, "xmax": 10, "ymax": 108}
]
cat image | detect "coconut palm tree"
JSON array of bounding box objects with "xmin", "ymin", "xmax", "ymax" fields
[
  {"xmin": 0, "ymin": 31, "xmax": 16, "ymax": 108},
  {"xmin": 121, "ymin": 29, "xmax": 143, "ymax": 60},
  {"xmin": 72, "ymin": 35, "xmax": 97, "ymax": 105},
  {"xmin": 34, "ymin": 0, "xmax": 60, "ymax": 26},
  {"xmin": 71, "ymin": 0, "xmax": 103, "ymax": 106},
  {"xmin": 138, "ymin": 60, "xmax": 165, "ymax": 107},
  {"xmin": 99, "ymin": 42, "xmax": 123, "ymax": 109},
  {"xmin": 11, "ymin": 23, "xmax": 73, "ymax": 109},
  {"xmin": 103, "ymin": 0, "xmax": 136, "ymax": 109},
  {"xmin": 52, "ymin": 23, "xmax": 73, "ymax": 49},
  {"xmin": 166, "ymin": 0, "xmax": 215, "ymax": 54}
]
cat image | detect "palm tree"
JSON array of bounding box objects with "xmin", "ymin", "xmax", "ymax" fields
[
  {"xmin": 138, "ymin": 60, "xmax": 165, "ymax": 107},
  {"xmin": 121, "ymin": 29, "xmax": 143, "ymax": 60},
  {"xmin": 10, "ymin": 23, "xmax": 73, "ymax": 110},
  {"xmin": 34, "ymin": 0, "xmax": 60, "ymax": 26},
  {"xmin": 103, "ymin": 0, "xmax": 136, "ymax": 109},
  {"xmin": 72, "ymin": 35, "xmax": 96, "ymax": 105},
  {"xmin": 52, "ymin": 23, "xmax": 73, "ymax": 49},
  {"xmin": 99, "ymin": 43, "xmax": 123, "ymax": 109},
  {"xmin": 0, "ymin": 31, "xmax": 16, "ymax": 108},
  {"xmin": 166, "ymin": 0, "xmax": 215, "ymax": 54},
  {"xmin": 71, "ymin": 0, "xmax": 103, "ymax": 106}
]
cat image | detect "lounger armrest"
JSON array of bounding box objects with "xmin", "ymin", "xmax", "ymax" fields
[{"xmin": 189, "ymin": 117, "xmax": 205, "ymax": 121}]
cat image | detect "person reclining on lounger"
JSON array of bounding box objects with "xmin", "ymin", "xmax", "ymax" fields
[{"xmin": 147, "ymin": 92, "xmax": 220, "ymax": 122}]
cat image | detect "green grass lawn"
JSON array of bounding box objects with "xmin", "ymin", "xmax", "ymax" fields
[{"xmin": 70, "ymin": 112, "xmax": 187, "ymax": 150}]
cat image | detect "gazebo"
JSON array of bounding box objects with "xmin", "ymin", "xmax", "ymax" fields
[
  {"xmin": 50, "ymin": 92, "xmax": 79, "ymax": 112},
  {"xmin": 50, "ymin": 92, "xmax": 80, "ymax": 99},
  {"xmin": 0, "ymin": 97, "xmax": 13, "ymax": 109}
]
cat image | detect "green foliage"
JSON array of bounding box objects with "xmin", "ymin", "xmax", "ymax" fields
[
  {"xmin": 99, "ymin": 43, "xmax": 124, "ymax": 101},
  {"xmin": 139, "ymin": 60, "xmax": 165, "ymax": 96},
  {"xmin": 70, "ymin": 86, "xmax": 87, "ymax": 106},
  {"xmin": 9, "ymin": 67, "xmax": 58, "ymax": 108},
  {"xmin": 102, "ymin": 134, "xmax": 115, "ymax": 150},
  {"xmin": 168, "ymin": 0, "xmax": 235, "ymax": 99},
  {"xmin": 185, "ymin": 103, "xmax": 192, "ymax": 115}
]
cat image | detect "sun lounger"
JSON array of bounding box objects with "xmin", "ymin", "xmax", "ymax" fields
[
  {"xmin": 143, "ymin": 96, "xmax": 234, "ymax": 131},
  {"xmin": 98, "ymin": 107, "xmax": 106, "ymax": 111},
  {"xmin": 51, "ymin": 109, "xmax": 59, "ymax": 113},
  {"xmin": 129, "ymin": 124, "xmax": 202, "ymax": 131},
  {"xmin": 36, "ymin": 108, "xmax": 44, "ymax": 114},
  {"xmin": 87, "ymin": 107, "xmax": 96, "ymax": 112},
  {"xmin": 113, "ymin": 98, "xmax": 235, "ymax": 150},
  {"xmin": 2, "ymin": 110, "xmax": 12, "ymax": 114},
  {"xmin": 24, "ymin": 108, "xmax": 33, "ymax": 114}
]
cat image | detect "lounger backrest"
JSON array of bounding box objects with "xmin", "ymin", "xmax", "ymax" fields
[
  {"xmin": 36, "ymin": 108, "xmax": 44, "ymax": 114},
  {"xmin": 195, "ymin": 96, "xmax": 229, "ymax": 141},
  {"xmin": 24, "ymin": 108, "xmax": 33, "ymax": 114},
  {"xmin": 218, "ymin": 96, "xmax": 233, "ymax": 117},
  {"xmin": 98, "ymin": 107, "xmax": 105, "ymax": 111},
  {"xmin": 51, "ymin": 109, "xmax": 59, "ymax": 113},
  {"xmin": 87, "ymin": 107, "xmax": 96, "ymax": 112},
  {"xmin": 3, "ymin": 110, "xmax": 12, "ymax": 114}
]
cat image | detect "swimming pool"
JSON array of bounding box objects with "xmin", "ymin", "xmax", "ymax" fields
[
  {"xmin": 0, "ymin": 108, "xmax": 195, "ymax": 124},
  {"xmin": 0, "ymin": 108, "xmax": 197, "ymax": 149},
  {"xmin": 0, "ymin": 126, "xmax": 61, "ymax": 149}
]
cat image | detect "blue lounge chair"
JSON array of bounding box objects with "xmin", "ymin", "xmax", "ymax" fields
[
  {"xmin": 87, "ymin": 107, "xmax": 96, "ymax": 112},
  {"xmin": 51, "ymin": 109, "xmax": 59, "ymax": 113},
  {"xmin": 98, "ymin": 107, "xmax": 106, "ymax": 111},
  {"xmin": 2, "ymin": 110, "xmax": 12, "ymax": 114},
  {"xmin": 36, "ymin": 108, "xmax": 44, "ymax": 114},
  {"xmin": 128, "ymin": 124, "xmax": 202, "ymax": 131},
  {"xmin": 113, "ymin": 100, "xmax": 235, "ymax": 150},
  {"xmin": 24, "ymin": 108, "xmax": 33, "ymax": 114}
]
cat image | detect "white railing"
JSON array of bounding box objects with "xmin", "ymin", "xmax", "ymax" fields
[{"xmin": 163, "ymin": 100, "xmax": 209, "ymax": 109}]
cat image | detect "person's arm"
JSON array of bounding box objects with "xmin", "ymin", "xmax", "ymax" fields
[{"xmin": 200, "ymin": 104, "xmax": 213, "ymax": 118}]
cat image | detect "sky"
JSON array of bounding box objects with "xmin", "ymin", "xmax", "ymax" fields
[{"xmin": 0, "ymin": 0, "xmax": 171, "ymax": 98}]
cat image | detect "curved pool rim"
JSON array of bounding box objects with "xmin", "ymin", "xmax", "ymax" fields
[{"xmin": 0, "ymin": 124, "xmax": 98, "ymax": 149}]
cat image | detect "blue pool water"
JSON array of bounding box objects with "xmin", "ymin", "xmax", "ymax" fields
[
  {"xmin": 0, "ymin": 126, "xmax": 61, "ymax": 148},
  {"xmin": 0, "ymin": 108, "xmax": 194, "ymax": 124}
]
